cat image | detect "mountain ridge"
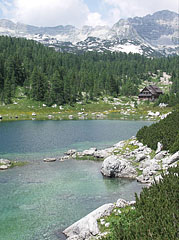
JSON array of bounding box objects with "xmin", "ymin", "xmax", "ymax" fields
[{"xmin": 0, "ymin": 10, "xmax": 178, "ymax": 56}]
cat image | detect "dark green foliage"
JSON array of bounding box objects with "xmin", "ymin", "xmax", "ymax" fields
[
  {"xmin": 0, "ymin": 36, "xmax": 178, "ymax": 105},
  {"xmin": 102, "ymin": 165, "xmax": 179, "ymax": 240},
  {"xmin": 169, "ymin": 133, "xmax": 179, "ymax": 153},
  {"xmin": 136, "ymin": 107, "xmax": 179, "ymax": 152},
  {"xmin": 155, "ymin": 60, "xmax": 179, "ymax": 107}
]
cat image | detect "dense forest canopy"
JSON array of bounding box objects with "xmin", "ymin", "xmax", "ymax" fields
[{"xmin": 0, "ymin": 36, "xmax": 178, "ymax": 105}]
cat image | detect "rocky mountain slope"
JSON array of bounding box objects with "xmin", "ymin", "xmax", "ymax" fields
[{"xmin": 0, "ymin": 10, "xmax": 178, "ymax": 56}]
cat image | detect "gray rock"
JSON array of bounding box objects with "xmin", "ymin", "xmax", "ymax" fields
[
  {"xmin": 153, "ymin": 174, "xmax": 162, "ymax": 183},
  {"xmin": 100, "ymin": 219, "xmax": 105, "ymax": 225},
  {"xmin": 60, "ymin": 156, "xmax": 70, "ymax": 161},
  {"xmin": 116, "ymin": 198, "xmax": 135, "ymax": 208},
  {"xmin": 101, "ymin": 156, "xmax": 137, "ymax": 178},
  {"xmin": 43, "ymin": 158, "xmax": 56, "ymax": 162},
  {"xmin": 154, "ymin": 151, "xmax": 168, "ymax": 160},
  {"xmin": 63, "ymin": 203, "xmax": 114, "ymax": 240},
  {"xmin": 113, "ymin": 141, "xmax": 125, "ymax": 148},
  {"xmin": 156, "ymin": 142, "xmax": 163, "ymax": 154},
  {"xmin": 0, "ymin": 159, "xmax": 11, "ymax": 165},
  {"xmin": 65, "ymin": 149, "xmax": 77, "ymax": 156},
  {"xmin": 0, "ymin": 165, "xmax": 9, "ymax": 170},
  {"xmin": 82, "ymin": 148, "xmax": 97, "ymax": 156},
  {"xmin": 94, "ymin": 149, "xmax": 111, "ymax": 159},
  {"xmin": 105, "ymin": 222, "xmax": 110, "ymax": 228},
  {"xmin": 166, "ymin": 151, "xmax": 179, "ymax": 165},
  {"xmin": 136, "ymin": 174, "xmax": 151, "ymax": 184},
  {"xmin": 136, "ymin": 154, "xmax": 147, "ymax": 162}
]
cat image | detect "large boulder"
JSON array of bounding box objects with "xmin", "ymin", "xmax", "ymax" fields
[
  {"xmin": 101, "ymin": 156, "xmax": 137, "ymax": 178},
  {"xmin": 154, "ymin": 151, "xmax": 168, "ymax": 160},
  {"xmin": 163, "ymin": 151, "xmax": 179, "ymax": 165},
  {"xmin": 63, "ymin": 203, "xmax": 114, "ymax": 240}
]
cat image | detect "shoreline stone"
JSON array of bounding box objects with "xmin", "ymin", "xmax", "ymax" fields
[
  {"xmin": 63, "ymin": 203, "xmax": 114, "ymax": 240},
  {"xmin": 63, "ymin": 198, "xmax": 136, "ymax": 240},
  {"xmin": 0, "ymin": 159, "xmax": 12, "ymax": 170},
  {"xmin": 46, "ymin": 138, "xmax": 178, "ymax": 186},
  {"xmin": 101, "ymin": 155, "xmax": 137, "ymax": 179},
  {"xmin": 43, "ymin": 158, "xmax": 57, "ymax": 162}
]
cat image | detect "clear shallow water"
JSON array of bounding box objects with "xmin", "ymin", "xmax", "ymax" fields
[{"xmin": 0, "ymin": 120, "xmax": 151, "ymax": 240}]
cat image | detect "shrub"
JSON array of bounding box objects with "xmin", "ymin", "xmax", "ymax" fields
[
  {"xmin": 102, "ymin": 165, "xmax": 179, "ymax": 240},
  {"xmin": 136, "ymin": 107, "xmax": 179, "ymax": 152}
]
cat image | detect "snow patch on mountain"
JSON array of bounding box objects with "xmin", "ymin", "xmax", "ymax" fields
[
  {"xmin": 0, "ymin": 10, "xmax": 178, "ymax": 56},
  {"xmin": 109, "ymin": 43, "xmax": 143, "ymax": 54}
]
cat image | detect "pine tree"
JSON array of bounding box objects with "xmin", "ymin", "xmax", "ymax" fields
[{"xmin": 50, "ymin": 70, "xmax": 64, "ymax": 105}]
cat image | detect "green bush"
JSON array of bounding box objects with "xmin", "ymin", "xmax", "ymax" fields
[
  {"xmin": 136, "ymin": 107, "xmax": 179, "ymax": 152},
  {"xmin": 169, "ymin": 133, "xmax": 179, "ymax": 153},
  {"xmin": 102, "ymin": 165, "xmax": 179, "ymax": 240}
]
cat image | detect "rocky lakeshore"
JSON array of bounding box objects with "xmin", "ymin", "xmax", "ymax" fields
[
  {"xmin": 0, "ymin": 159, "xmax": 12, "ymax": 170},
  {"xmin": 0, "ymin": 159, "xmax": 27, "ymax": 170},
  {"xmin": 60, "ymin": 137, "xmax": 179, "ymax": 185},
  {"xmin": 62, "ymin": 138, "xmax": 179, "ymax": 240},
  {"xmin": 63, "ymin": 198, "xmax": 135, "ymax": 240}
]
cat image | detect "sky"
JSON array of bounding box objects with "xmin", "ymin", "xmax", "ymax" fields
[{"xmin": 0, "ymin": 0, "xmax": 178, "ymax": 27}]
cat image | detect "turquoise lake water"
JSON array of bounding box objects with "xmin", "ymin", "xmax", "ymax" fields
[{"xmin": 0, "ymin": 120, "xmax": 152, "ymax": 240}]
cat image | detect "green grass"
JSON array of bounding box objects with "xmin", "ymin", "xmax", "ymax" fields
[
  {"xmin": 113, "ymin": 140, "xmax": 139, "ymax": 156},
  {"xmin": 98, "ymin": 205, "xmax": 135, "ymax": 234},
  {"xmin": 136, "ymin": 168, "xmax": 143, "ymax": 176},
  {"xmin": 0, "ymin": 88, "xmax": 173, "ymax": 121},
  {"xmin": 0, "ymin": 161, "xmax": 28, "ymax": 169},
  {"xmin": 10, "ymin": 161, "xmax": 28, "ymax": 168},
  {"xmin": 149, "ymin": 150, "xmax": 156, "ymax": 159}
]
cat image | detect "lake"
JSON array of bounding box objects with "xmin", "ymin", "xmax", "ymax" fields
[{"xmin": 0, "ymin": 120, "xmax": 151, "ymax": 240}]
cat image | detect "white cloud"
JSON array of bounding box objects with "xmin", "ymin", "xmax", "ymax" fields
[
  {"xmin": 0, "ymin": 0, "xmax": 178, "ymax": 27},
  {"xmin": 103, "ymin": 0, "xmax": 178, "ymax": 23},
  {"xmin": 85, "ymin": 12, "xmax": 106, "ymax": 27},
  {"xmin": 0, "ymin": 0, "xmax": 91, "ymax": 27}
]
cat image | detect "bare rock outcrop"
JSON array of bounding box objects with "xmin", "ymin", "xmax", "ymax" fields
[
  {"xmin": 101, "ymin": 155, "xmax": 137, "ymax": 178},
  {"xmin": 63, "ymin": 203, "xmax": 114, "ymax": 240}
]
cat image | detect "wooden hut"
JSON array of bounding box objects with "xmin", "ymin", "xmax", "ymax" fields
[{"xmin": 138, "ymin": 85, "xmax": 163, "ymax": 101}]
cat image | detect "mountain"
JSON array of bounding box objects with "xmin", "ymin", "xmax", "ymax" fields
[{"xmin": 0, "ymin": 10, "xmax": 178, "ymax": 56}]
